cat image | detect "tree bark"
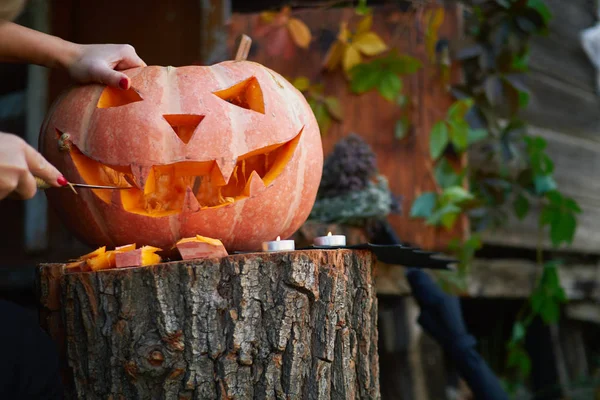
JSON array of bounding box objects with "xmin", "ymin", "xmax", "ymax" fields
[{"xmin": 37, "ymin": 249, "xmax": 380, "ymax": 400}]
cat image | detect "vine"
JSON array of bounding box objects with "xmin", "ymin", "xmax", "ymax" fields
[
  {"xmin": 408, "ymin": 0, "xmax": 580, "ymax": 393},
  {"xmin": 266, "ymin": 0, "xmax": 580, "ymax": 394}
]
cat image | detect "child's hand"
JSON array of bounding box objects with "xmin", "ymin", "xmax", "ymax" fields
[
  {"xmin": 0, "ymin": 133, "xmax": 65, "ymax": 200},
  {"xmin": 66, "ymin": 44, "xmax": 147, "ymax": 90}
]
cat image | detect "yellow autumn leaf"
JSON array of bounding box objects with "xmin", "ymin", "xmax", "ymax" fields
[
  {"xmin": 323, "ymin": 41, "xmax": 346, "ymax": 71},
  {"xmin": 352, "ymin": 32, "xmax": 388, "ymax": 56},
  {"xmin": 427, "ymin": 8, "xmax": 445, "ymax": 32},
  {"xmin": 260, "ymin": 11, "xmax": 279, "ymax": 23},
  {"xmin": 337, "ymin": 21, "xmax": 350, "ymax": 43},
  {"xmin": 343, "ymin": 45, "xmax": 362, "ymax": 73},
  {"xmin": 356, "ymin": 14, "xmax": 373, "ymax": 35},
  {"xmin": 287, "ymin": 18, "xmax": 311, "ymax": 48},
  {"xmin": 425, "ymin": 8, "xmax": 445, "ymax": 61}
]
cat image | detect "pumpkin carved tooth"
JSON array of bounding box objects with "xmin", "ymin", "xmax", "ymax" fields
[
  {"xmin": 243, "ymin": 171, "xmax": 266, "ymax": 197},
  {"xmin": 211, "ymin": 157, "xmax": 237, "ymax": 186},
  {"xmin": 182, "ymin": 187, "xmax": 201, "ymax": 212}
]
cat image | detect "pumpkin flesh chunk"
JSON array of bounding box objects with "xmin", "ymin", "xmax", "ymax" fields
[
  {"xmin": 68, "ymin": 129, "xmax": 302, "ymax": 216},
  {"xmin": 65, "ymin": 243, "xmax": 162, "ymax": 272}
]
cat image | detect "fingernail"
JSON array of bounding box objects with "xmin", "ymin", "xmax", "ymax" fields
[
  {"xmin": 57, "ymin": 176, "xmax": 68, "ymax": 186},
  {"xmin": 119, "ymin": 78, "xmax": 129, "ymax": 90}
]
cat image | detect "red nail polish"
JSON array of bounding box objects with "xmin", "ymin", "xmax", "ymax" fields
[
  {"xmin": 119, "ymin": 78, "xmax": 129, "ymax": 90},
  {"xmin": 57, "ymin": 176, "xmax": 68, "ymax": 186}
]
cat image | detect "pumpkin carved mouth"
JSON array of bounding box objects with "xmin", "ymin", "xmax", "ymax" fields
[{"xmin": 63, "ymin": 129, "xmax": 302, "ymax": 217}]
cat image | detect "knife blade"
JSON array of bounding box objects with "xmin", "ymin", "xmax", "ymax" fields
[{"xmin": 35, "ymin": 177, "xmax": 133, "ymax": 191}]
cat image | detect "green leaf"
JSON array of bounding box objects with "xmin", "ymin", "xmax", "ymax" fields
[
  {"xmin": 564, "ymin": 198, "xmax": 582, "ymax": 213},
  {"xmin": 527, "ymin": 0, "xmax": 552, "ymax": 25},
  {"xmin": 355, "ymin": 0, "xmax": 371, "ymax": 15},
  {"xmin": 312, "ymin": 101, "xmax": 331, "ymax": 136},
  {"xmin": 540, "ymin": 301, "xmax": 560, "ymax": 324},
  {"xmin": 324, "ymin": 96, "xmax": 343, "ymax": 121},
  {"xmin": 442, "ymin": 186, "xmax": 474, "ymax": 204},
  {"xmin": 386, "ymin": 53, "xmax": 423, "ymax": 75},
  {"xmin": 395, "ymin": 116, "xmax": 410, "ymax": 140},
  {"xmin": 440, "ymin": 211, "xmax": 460, "ymax": 229},
  {"xmin": 292, "ymin": 76, "xmax": 311, "ymax": 92},
  {"xmin": 507, "ymin": 346, "xmax": 532, "ymax": 378},
  {"xmin": 410, "ymin": 192, "xmax": 437, "ymax": 218},
  {"xmin": 514, "ymin": 194, "xmax": 529, "ymax": 220},
  {"xmin": 430, "ymin": 121, "xmax": 449, "ymax": 160},
  {"xmin": 534, "ymin": 175, "xmax": 557, "ymax": 195},
  {"xmin": 550, "ymin": 212, "xmax": 576, "ymax": 246},
  {"xmin": 377, "ymin": 72, "xmax": 402, "ymax": 101},
  {"xmin": 447, "ymin": 98, "xmax": 474, "ymax": 121},
  {"xmin": 434, "ymin": 158, "xmax": 462, "ymax": 189},
  {"xmin": 467, "ymin": 128, "xmax": 489, "ymax": 145},
  {"xmin": 511, "ymin": 322, "xmax": 526, "ymax": 343},
  {"xmin": 426, "ymin": 203, "xmax": 462, "ymax": 226},
  {"xmin": 449, "ymin": 119, "xmax": 470, "ymax": 151},
  {"xmin": 512, "ymin": 50, "xmax": 530, "ymax": 71},
  {"xmin": 519, "ymin": 91, "xmax": 530, "ymax": 108},
  {"xmin": 349, "ymin": 64, "xmax": 381, "ymax": 93}
]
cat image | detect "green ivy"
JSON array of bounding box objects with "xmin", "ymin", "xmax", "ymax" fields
[
  {"xmin": 405, "ymin": 0, "xmax": 580, "ymax": 393},
  {"xmin": 349, "ymin": 51, "xmax": 422, "ymax": 101}
]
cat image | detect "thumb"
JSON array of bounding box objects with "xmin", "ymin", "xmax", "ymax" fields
[{"xmin": 98, "ymin": 68, "xmax": 130, "ymax": 90}]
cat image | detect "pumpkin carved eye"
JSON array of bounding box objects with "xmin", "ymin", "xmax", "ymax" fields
[
  {"xmin": 213, "ymin": 77, "xmax": 265, "ymax": 114},
  {"xmin": 97, "ymin": 86, "xmax": 143, "ymax": 109},
  {"xmin": 163, "ymin": 114, "xmax": 204, "ymax": 144}
]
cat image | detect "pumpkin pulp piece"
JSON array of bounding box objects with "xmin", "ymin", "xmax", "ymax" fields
[
  {"xmin": 67, "ymin": 128, "xmax": 303, "ymax": 216},
  {"xmin": 175, "ymin": 235, "xmax": 228, "ymax": 260},
  {"xmin": 115, "ymin": 245, "xmax": 162, "ymax": 268}
]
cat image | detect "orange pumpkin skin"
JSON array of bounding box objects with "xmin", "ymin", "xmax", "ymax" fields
[{"xmin": 39, "ymin": 61, "xmax": 323, "ymax": 252}]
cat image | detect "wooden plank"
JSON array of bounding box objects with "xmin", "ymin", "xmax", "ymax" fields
[
  {"xmin": 524, "ymin": 0, "xmax": 600, "ymax": 138},
  {"xmin": 522, "ymin": 72, "xmax": 600, "ymax": 142},
  {"xmin": 529, "ymin": 33, "xmax": 596, "ymax": 93},
  {"xmin": 227, "ymin": 4, "xmax": 468, "ymax": 252},
  {"xmin": 374, "ymin": 258, "xmax": 600, "ymax": 299},
  {"xmin": 480, "ymin": 125, "xmax": 600, "ymax": 253}
]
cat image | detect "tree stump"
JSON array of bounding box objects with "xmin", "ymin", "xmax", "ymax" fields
[{"xmin": 36, "ymin": 249, "xmax": 380, "ymax": 400}]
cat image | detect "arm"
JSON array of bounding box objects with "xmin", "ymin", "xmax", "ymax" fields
[
  {"xmin": 0, "ymin": 21, "xmax": 79, "ymax": 68},
  {"xmin": 0, "ymin": 22, "xmax": 146, "ymax": 200},
  {"xmin": 0, "ymin": 21, "xmax": 146, "ymax": 89}
]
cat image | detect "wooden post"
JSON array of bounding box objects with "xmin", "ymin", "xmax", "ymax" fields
[{"xmin": 36, "ymin": 249, "xmax": 380, "ymax": 399}]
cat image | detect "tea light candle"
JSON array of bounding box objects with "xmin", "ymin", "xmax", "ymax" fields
[
  {"xmin": 262, "ymin": 236, "xmax": 295, "ymax": 252},
  {"xmin": 314, "ymin": 232, "xmax": 346, "ymax": 247}
]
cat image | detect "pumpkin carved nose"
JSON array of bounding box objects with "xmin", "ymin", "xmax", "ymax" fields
[{"xmin": 163, "ymin": 114, "xmax": 204, "ymax": 144}]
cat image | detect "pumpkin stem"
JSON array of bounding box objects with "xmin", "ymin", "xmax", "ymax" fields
[{"xmin": 235, "ymin": 34, "xmax": 252, "ymax": 61}]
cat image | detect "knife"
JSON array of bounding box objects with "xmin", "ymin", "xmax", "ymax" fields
[{"xmin": 35, "ymin": 177, "xmax": 133, "ymax": 191}]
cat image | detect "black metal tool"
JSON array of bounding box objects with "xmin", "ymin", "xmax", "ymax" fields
[{"xmin": 298, "ymin": 243, "xmax": 457, "ymax": 270}]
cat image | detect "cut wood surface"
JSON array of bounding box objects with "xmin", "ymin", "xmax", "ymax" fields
[
  {"xmin": 227, "ymin": 4, "xmax": 468, "ymax": 252},
  {"xmin": 37, "ymin": 249, "xmax": 380, "ymax": 400}
]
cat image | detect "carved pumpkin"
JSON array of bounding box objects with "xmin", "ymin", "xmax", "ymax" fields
[{"xmin": 39, "ymin": 61, "xmax": 323, "ymax": 251}]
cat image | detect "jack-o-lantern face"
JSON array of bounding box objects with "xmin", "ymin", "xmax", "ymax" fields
[{"xmin": 40, "ymin": 61, "xmax": 323, "ymax": 252}]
